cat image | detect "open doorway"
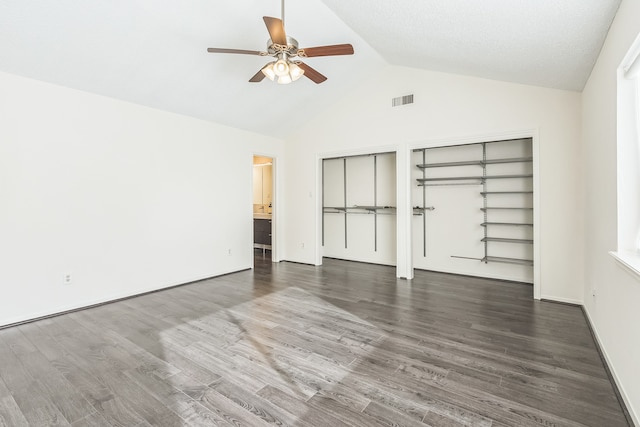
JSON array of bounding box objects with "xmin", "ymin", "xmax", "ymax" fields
[{"xmin": 253, "ymin": 155, "xmax": 273, "ymax": 260}]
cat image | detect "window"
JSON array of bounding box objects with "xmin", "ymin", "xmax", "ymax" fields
[{"xmin": 612, "ymin": 32, "xmax": 640, "ymax": 274}]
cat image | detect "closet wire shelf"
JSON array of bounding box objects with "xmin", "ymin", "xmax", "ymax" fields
[
  {"xmin": 417, "ymin": 174, "xmax": 533, "ymax": 184},
  {"xmin": 416, "ymin": 157, "xmax": 533, "ymax": 169},
  {"xmin": 323, "ymin": 206, "xmax": 396, "ymax": 215}
]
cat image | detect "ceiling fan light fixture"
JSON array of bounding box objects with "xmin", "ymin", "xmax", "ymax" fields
[
  {"xmin": 261, "ymin": 62, "xmax": 276, "ymax": 81},
  {"xmin": 273, "ymin": 58, "xmax": 290, "ymax": 77}
]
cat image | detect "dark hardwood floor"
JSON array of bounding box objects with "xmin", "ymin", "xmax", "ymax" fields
[{"xmin": 0, "ymin": 252, "xmax": 629, "ymax": 426}]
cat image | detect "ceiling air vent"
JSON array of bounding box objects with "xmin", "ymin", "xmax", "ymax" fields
[{"xmin": 392, "ymin": 94, "xmax": 414, "ymax": 107}]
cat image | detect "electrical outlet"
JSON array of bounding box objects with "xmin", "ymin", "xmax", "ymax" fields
[
  {"xmin": 301, "ymin": 242, "xmax": 305, "ymax": 249},
  {"xmin": 227, "ymin": 248, "xmax": 232, "ymax": 256},
  {"xmin": 63, "ymin": 273, "xmax": 72, "ymax": 285},
  {"xmin": 592, "ymin": 288, "xmax": 596, "ymax": 297}
]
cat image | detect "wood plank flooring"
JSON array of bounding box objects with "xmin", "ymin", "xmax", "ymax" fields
[{"xmin": 0, "ymin": 253, "xmax": 630, "ymax": 426}]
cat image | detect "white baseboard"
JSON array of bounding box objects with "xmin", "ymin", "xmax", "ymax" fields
[
  {"xmin": 414, "ymin": 266, "xmax": 533, "ymax": 285},
  {"xmin": 583, "ymin": 306, "xmax": 638, "ymax": 427},
  {"xmin": 0, "ymin": 267, "xmax": 247, "ymax": 329},
  {"xmin": 540, "ymin": 294, "xmax": 584, "ymax": 305}
]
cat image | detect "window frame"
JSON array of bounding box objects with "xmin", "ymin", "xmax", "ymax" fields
[{"xmin": 611, "ymin": 32, "xmax": 640, "ymax": 278}]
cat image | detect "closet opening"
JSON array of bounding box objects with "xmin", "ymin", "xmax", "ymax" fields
[
  {"xmin": 411, "ymin": 138, "xmax": 535, "ymax": 284},
  {"xmin": 322, "ymin": 151, "xmax": 397, "ymax": 266}
]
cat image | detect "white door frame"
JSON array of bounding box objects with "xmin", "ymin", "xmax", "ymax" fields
[{"xmin": 406, "ymin": 129, "xmax": 541, "ymax": 299}]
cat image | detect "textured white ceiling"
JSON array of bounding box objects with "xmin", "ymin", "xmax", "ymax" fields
[
  {"xmin": 0, "ymin": 0, "xmax": 621, "ymax": 138},
  {"xmin": 321, "ymin": 0, "xmax": 621, "ymax": 91}
]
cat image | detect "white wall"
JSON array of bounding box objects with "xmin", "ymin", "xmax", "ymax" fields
[
  {"xmin": 283, "ymin": 65, "xmax": 582, "ymax": 302},
  {"xmin": 582, "ymin": 0, "xmax": 640, "ymax": 423},
  {"xmin": 0, "ymin": 71, "xmax": 283, "ymax": 327}
]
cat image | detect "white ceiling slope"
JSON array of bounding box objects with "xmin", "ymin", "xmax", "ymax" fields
[
  {"xmin": 321, "ymin": 0, "xmax": 621, "ymax": 91},
  {"xmin": 0, "ymin": 0, "xmax": 385, "ymax": 139},
  {"xmin": 0, "ymin": 1, "xmax": 621, "ymax": 138}
]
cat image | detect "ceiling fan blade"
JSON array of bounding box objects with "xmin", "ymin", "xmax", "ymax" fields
[
  {"xmin": 249, "ymin": 68, "xmax": 266, "ymax": 83},
  {"xmin": 207, "ymin": 48, "xmax": 264, "ymax": 55},
  {"xmin": 299, "ymin": 44, "xmax": 354, "ymax": 58},
  {"xmin": 263, "ymin": 16, "xmax": 287, "ymax": 45},
  {"xmin": 297, "ymin": 62, "xmax": 328, "ymax": 84}
]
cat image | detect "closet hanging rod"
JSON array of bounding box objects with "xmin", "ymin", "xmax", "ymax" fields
[
  {"xmin": 323, "ymin": 206, "xmax": 396, "ymax": 210},
  {"xmin": 481, "ymin": 222, "xmax": 533, "ymax": 227},
  {"xmin": 481, "ymin": 191, "xmax": 533, "ymax": 195},
  {"xmin": 418, "ymin": 182, "xmax": 483, "ymax": 187},
  {"xmin": 481, "ymin": 207, "xmax": 533, "ymax": 211},
  {"xmin": 322, "ymin": 210, "xmax": 396, "ymax": 216},
  {"xmin": 417, "ymin": 176, "xmax": 483, "ymax": 182},
  {"xmin": 482, "ymin": 256, "xmax": 534, "ymax": 266},
  {"xmin": 353, "ymin": 205, "xmax": 396, "ymax": 210}
]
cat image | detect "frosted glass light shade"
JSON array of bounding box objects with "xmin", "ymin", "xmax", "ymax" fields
[
  {"xmin": 289, "ymin": 62, "xmax": 304, "ymax": 81},
  {"xmin": 277, "ymin": 74, "xmax": 292, "ymax": 84},
  {"xmin": 274, "ymin": 59, "xmax": 290, "ymax": 77},
  {"xmin": 261, "ymin": 62, "xmax": 276, "ymax": 81}
]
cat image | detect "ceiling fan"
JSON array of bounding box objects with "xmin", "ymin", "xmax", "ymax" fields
[{"xmin": 206, "ymin": 0, "xmax": 354, "ymax": 84}]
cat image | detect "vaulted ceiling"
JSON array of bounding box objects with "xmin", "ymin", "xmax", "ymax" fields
[{"xmin": 0, "ymin": 0, "xmax": 621, "ymax": 138}]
